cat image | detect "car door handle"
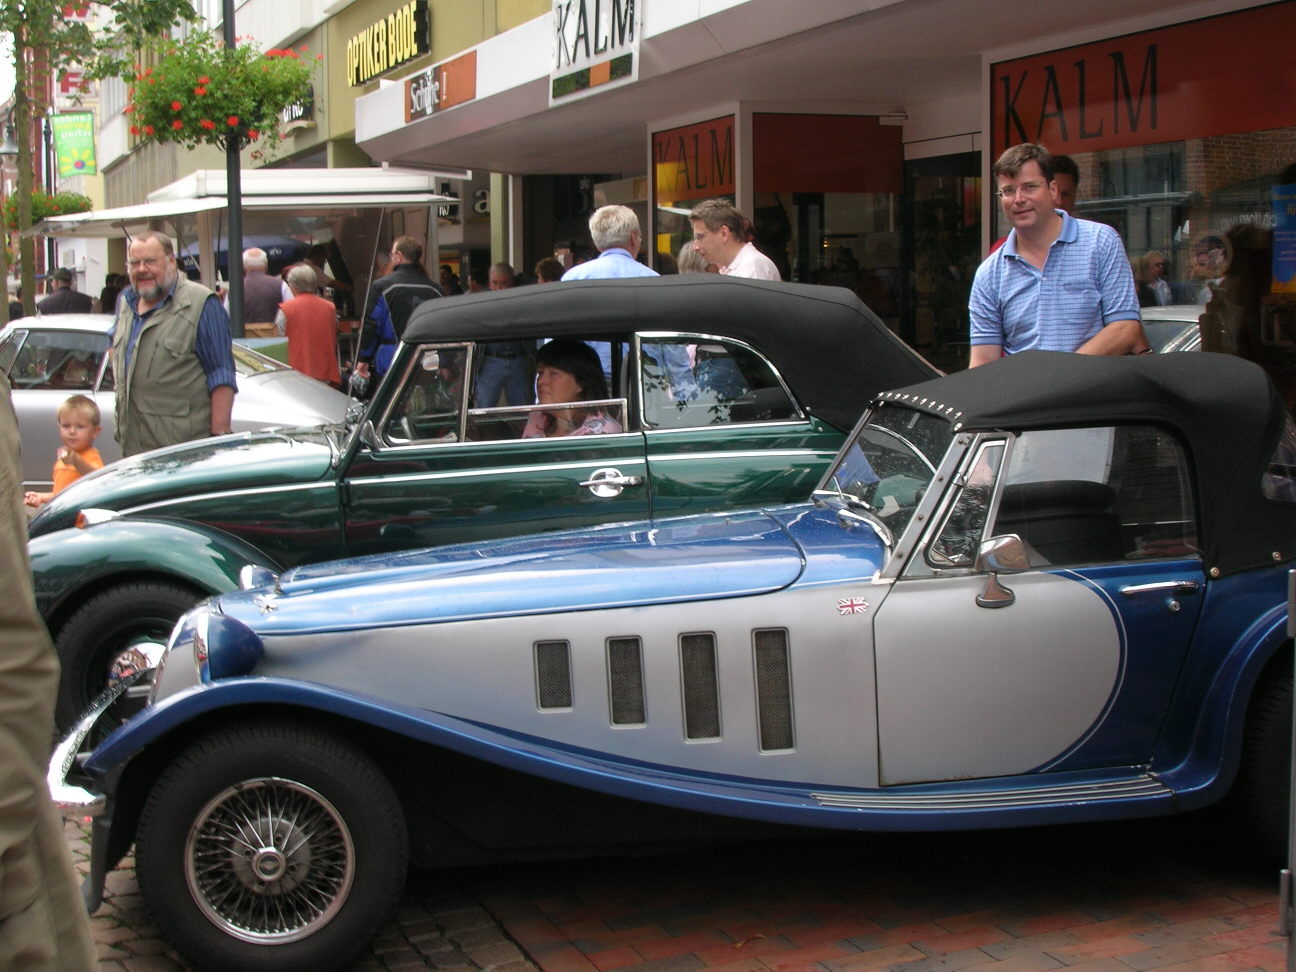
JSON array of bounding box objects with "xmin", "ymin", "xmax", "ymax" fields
[
  {"xmin": 579, "ymin": 468, "xmax": 644, "ymax": 498},
  {"xmin": 1119, "ymin": 580, "xmax": 1201, "ymax": 597}
]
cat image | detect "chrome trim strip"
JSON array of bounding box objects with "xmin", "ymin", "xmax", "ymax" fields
[
  {"xmin": 1120, "ymin": 580, "xmax": 1201, "ymax": 597},
  {"xmin": 640, "ymin": 448, "xmax": 833, "ymax": 461},
  {"xmin": 812, "ymin": 775, "xmax": 1168, "ymax": 810},
  {"xmin": 117, "ymin": 482, "xmax": 338, "ymax": 518},
  {"xmin": 46, "ymin": 672, "xmax": 147, "ymax": 817},
  {"xmin": 642, "ymin": 419, "xmax": 812, "ymax": 434},
  {"xmin": 346, "ymin": 457, "xmax": 651, "ymax": 487}
]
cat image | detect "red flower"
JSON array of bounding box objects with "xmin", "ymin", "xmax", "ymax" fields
[
  {"xmin": 143, "ymin": 124, "xmax": 155, "ymax": 135},
  {"xmin": 198, "ymin": 75, "xmax": 210, "ymax": 84},
  {"xmin": 199, "ymin": 119, "xmax": 216, "ymax": 130},
  {"xmin": 194, "ymin": 85, "xmax": 207, "ymax": 96},
  {"xmin": 171, "ymin": 100, "xmax": 182, "ymax": 111},
  {"xmin": 129, "ymin": 124, "xmax": 140, "ymax": 135},
  {"xmin": 124, "ymin": 103, "xmax": 134, "ymax": 114},
  {"xmin": 227, "ymin": 115, "xmax": 240, "ymax": 127},
  {"xmin": 247, "ymin": 130, "xmax": 259, "ymax": 140},
  {"xmin": 172, "ymin": 120, "xmax": 184, "ymax": 130}
]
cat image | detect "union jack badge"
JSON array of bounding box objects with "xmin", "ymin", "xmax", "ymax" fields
[{"xmin": 837, "ymin": 597, "xmax": 869, "ymax": 616}]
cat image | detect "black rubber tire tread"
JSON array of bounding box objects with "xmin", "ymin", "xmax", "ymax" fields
[
  {"xmin": 135, "ymin": 719, "xmax": 408, "ymax": 972},
  {"xmin": 53, "ymin": 579, "xmax": 203, "ymax": 731},
  {"xmin": 1235, "ymin": 663, "xmax": 1293, "ymax": 862}
]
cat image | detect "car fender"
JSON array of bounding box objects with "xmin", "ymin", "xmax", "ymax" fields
[
  {"xmin": 1155, "ymin": 579, "xmax": 1290, "ymax": 804},
  {"xmin": 30, "ymin": 519, "xmax": 278, "ymax": 630},
  {"xmin": 88, "ymin": 677, "xmax": 868, "ymax": 830}
]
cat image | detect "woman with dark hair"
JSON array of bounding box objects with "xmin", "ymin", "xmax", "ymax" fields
[{"xmin": 521, "ymin": 339, "xmax": 623, "ymax": 438}]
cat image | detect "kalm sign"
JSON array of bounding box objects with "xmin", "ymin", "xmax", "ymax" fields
[
  {"xmin": 991, "ymin": 2, "xmax": 1296, "ymax": 157},
  {"xmin": 653, "ymin": 115, "xmax": 734, "ymax": 204}
]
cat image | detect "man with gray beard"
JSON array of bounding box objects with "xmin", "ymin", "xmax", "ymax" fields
[{"xmin": 111, "ymin": 230, "xmax": 237, "ymax": 456}]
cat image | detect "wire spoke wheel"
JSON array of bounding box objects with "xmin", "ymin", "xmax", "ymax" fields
[{"xmin": 185, "ymin": 777, "xmax": 355, "ymax": 944}]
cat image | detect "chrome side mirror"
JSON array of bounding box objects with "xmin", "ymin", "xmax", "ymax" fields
[{"xmin": 974, "ymin": 534, "xmax": 1029, "ymax": 608}]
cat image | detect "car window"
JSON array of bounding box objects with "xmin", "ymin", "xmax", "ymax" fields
[
  {"xmin": 5, "ymin": 328, "xmax": 107, "ymax": 391},
  {"xmin": 991, "ymin": 425, "xmax": 1198, "ymax": 566},
  {"xmin": 0, "ymin": 328, "xmax": 25, "ymax": 375},
  {"xmin": 384, "ymin": 346, "xmax": 469, "ymax": 444},
  {"xmin": 928, "ymin": 441, "xmax": 1005, "ymax": 568},
  {"xmin": 639, "ymin": 336, "xmax": 798, "ymax": 430},
  {"xmin": 1262, "ymin": 412, "xmax": 1296, "ymax": 502}
]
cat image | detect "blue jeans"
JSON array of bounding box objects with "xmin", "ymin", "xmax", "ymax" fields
[{"xmin": 475, "ymin": 349, "xmax": 533, "ymax": 407}]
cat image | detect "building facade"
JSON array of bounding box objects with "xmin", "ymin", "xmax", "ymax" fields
[{"xmin": 41, "ymin": 0, "xmax": 1296, "ymax": 374}]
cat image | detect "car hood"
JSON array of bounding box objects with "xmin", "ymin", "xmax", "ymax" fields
[
  {"xmin": 29, "ymin": 428, "xmax": 338, "ymax": 536},
  {"xmin": 218, "ymin": 509, "xmax": 811, "ymax": 631}
]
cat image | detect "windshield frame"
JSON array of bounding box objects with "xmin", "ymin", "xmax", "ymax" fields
[{"xmin": 816, "ymin": 402, "xmax": 960, "ymax": 576}]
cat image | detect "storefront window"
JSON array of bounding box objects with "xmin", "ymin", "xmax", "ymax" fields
[
  {"xmin": 652, "ymin": 116, "xmax": 735, "ymax": 272},
  {"xmin": 988, "ymin": 3, "xmax": 1296, "ymax": 400},
  {"xmin": 989, "ymin": 129, "xmax": 1296, "ymax": 406},
  {"xmin": 906, "ymin": 153, "xmax": 981, "ymax": 373}
]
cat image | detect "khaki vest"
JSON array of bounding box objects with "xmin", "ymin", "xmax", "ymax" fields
[{"xmin": 112, "ymin": 276, "xmax": 216, "ymax": 456}]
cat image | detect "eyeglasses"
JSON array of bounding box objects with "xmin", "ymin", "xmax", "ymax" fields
[
  {"xmin": 996, "ymin": 182, "xmax": 1045, "ymax": 200},
  {"xmin": 126, "ymin": 256, "xmax": 166, "ymax": 270}
]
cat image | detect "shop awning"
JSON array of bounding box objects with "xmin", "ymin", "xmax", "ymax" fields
[
  {"xmin": 27, "ymin": 166, "xmax": 460, "ymax": 238},
  {"xmin": 25, "ymin": 198, "xmax": 228, "ymax": 238}
]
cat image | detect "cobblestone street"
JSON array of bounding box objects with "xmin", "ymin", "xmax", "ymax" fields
[{"xmin": 69, "ymin": 808, "xmax": 1287, "ymax": 971}]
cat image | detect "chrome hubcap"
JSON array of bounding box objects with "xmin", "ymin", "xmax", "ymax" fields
[{"xmin": 185, "ymin": 778, "xmax": 354, "ymax": 943}]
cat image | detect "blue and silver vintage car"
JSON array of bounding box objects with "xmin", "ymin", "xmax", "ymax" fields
[{"xmin": 52, "ymin": 350, "xmax": 1296, "ymax": 972}]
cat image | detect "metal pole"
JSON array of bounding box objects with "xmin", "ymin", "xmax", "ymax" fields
[{"xmin": 222, "ymin": 0, "xmax": 244, "ymax": 337}]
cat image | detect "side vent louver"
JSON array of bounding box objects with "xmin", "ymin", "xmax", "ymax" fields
[
  {"xmin": 608, "ymin": 637, "xmax": 646, "ymax": 725},
  {"xmin": 680, "ymin": 633, "xmax": 721, "ymax": 739},
  {"xmin": 753, "ymin": 629, "xmax": 794, "ymax": 750},
  {"xmin": 535, "ymin": 640, "xmax": 572, "ymax": 709}
]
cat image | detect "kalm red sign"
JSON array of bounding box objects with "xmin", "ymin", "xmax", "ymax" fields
[{"xmin": 990, "ymin": 1, "xmax": 1296, "ymax": 157}]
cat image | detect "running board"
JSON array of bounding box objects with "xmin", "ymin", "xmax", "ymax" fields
[{"xmin": 812, "ymin": 775, "xmax": 1170, "ymax": 810}]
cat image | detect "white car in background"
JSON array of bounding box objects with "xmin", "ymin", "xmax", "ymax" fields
[{"xmin": 0, "ymin": 314, "xmax": 349, "ymax": 490}]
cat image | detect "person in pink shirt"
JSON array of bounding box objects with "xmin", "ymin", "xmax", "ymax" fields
[{"xmin": 688, "ymin": 199, "xmax": 782, "ymax": 281}]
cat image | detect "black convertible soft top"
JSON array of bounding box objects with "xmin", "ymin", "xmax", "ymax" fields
[
  {"xmin": 877, "ymin": 350, "xmax": 1294, "ymax": 577},
  {"xmin": 402, "ymin": 275, "xmax": 937, "ymax": 431}
]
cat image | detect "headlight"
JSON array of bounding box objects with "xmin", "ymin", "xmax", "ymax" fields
[{"xmin": 193, "ymin": 609, "xmax": 266, "ymax": 681}]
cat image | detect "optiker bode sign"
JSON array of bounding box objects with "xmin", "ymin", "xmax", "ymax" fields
[{"xmin": 347, "ymin": 0, "xmax": 429, "ymax": 86}]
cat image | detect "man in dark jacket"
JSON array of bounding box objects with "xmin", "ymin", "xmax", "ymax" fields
[
  {"xmin": 356, "ymin": 236, "xmax": 441, "ymax": 380},
  {"xmin": 37, "ymin": 268, "xmax": 93, "ymax": 314}
]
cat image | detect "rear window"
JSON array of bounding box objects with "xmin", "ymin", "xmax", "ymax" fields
[{"xmin": 1262, "ymin": 413, "xmax": 1296, "ymax": 503}]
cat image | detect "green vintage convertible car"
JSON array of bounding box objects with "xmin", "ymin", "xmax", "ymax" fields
[{"xmin": 29, "ymin": 275, "xmax": 935, "ymax": 728}]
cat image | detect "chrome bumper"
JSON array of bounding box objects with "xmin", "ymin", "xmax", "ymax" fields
[{"xmin": 46, "ymin": 671, "xmax": 145, "ymax": 818}]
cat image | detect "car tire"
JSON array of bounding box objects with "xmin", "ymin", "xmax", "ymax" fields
[
  {"xmin": 53, "ymin": 579, "xmax": 203, "ymax": 731},
  {"xmin": 1236, "ymin": 663, "xmax": 1292, "ymax": 861},
  {"xmin": 135, "ymin": 720, "xmax": 408, "ymax": 972}
]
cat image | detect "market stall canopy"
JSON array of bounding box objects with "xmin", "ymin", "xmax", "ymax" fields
[{"xmin": 25, "ymin": 166, "xmax": 461, "ymax": 238}]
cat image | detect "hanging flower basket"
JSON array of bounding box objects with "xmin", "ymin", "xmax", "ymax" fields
[
  {"xmin": 127, "ymin": 34, "xmax": 318, "ymax": 153},
  {"xmin": 3, "ymin": 189, "xmax": 93, "ymax": 232}
]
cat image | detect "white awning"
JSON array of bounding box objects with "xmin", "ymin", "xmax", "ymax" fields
[
  {"xmin": 26, "ymin": 166, "xmax": 459, "ymax": 238},
  {"xmin": 25, "ymin": 198, "xmax": 228, "ymax": 238}
]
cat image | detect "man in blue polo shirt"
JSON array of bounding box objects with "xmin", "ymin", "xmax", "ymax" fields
[{"xmin": 968, "ymin": 143, "xmax": 1147, "ymax": 367}]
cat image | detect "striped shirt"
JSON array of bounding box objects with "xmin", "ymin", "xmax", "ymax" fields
[{"xmin": 969, "ymin": 212, "xmax": 1140, "ymax": 354}]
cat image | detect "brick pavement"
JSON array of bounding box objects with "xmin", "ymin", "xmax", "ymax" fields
[{"xmin": 67, "ymin": 810, "xmax": 1287, "ymax": 971}]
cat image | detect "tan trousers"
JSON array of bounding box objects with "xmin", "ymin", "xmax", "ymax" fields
[{"xmin": 0, "ymin": 379, "xmax": 95, "ymax": 970}]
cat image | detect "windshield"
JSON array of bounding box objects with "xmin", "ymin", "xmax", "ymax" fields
[{"xmin": 818, "ymin": 403, "xmax": 953, "ymax": 539}]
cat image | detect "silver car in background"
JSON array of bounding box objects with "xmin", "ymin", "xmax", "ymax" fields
[
  {"xmin": 1141, "ymin": 304, "xmax": 1204, "ymax": 352},
  {"xmin": 0, "ymin": 314, "xmax": 349, "ymax": 489}
]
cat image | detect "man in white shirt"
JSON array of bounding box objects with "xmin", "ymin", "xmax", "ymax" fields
[{"xmin": 689, "ymin": 199, "xmax": 782, "ymax": 281}]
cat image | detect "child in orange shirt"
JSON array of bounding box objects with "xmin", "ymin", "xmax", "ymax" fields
[{"xmin": 23, "ymin": 394, "xmax": 104, "ymax": 508}]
